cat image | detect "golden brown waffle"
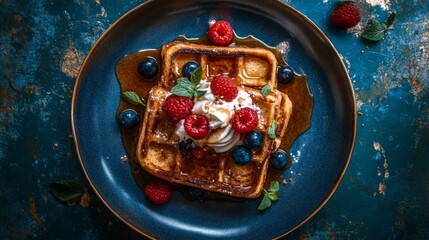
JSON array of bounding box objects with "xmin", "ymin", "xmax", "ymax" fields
[{"xmin": 136, "ymin": 42, "xmax": 292, "ymax": 198}]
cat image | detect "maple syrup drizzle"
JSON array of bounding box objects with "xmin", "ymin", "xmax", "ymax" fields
[{"xmin": 115, "ymin": 33, "xmax": 313, "ymax": 200}]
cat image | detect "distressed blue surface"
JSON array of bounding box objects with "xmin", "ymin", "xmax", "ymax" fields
[{"xmin": 1, "ymin": 0, "xmax": 428, "ymax": 239}]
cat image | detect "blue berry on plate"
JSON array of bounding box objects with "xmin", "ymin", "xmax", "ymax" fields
[
  {"xmin": 187, "ymin": 187, "xmax": 205, "ymax": 200},
  {"xmin": 138, "ymin": 57, "xmax": 159, "ymax": 79},
  {"xmin": 118, "ymin": 109, "xmax": 139, "ymax": 129},
  {"xmin": 270, "ymin": 150, "xmax": 288, "ymax": 169},
  {"xmin": 243, "ymin": 130, "xmax": 263, "ymax": 149},
  {"xmin": 232, "ymin": 145, "xmax": 252, "ymax": 165},
  {"xmin": 182, "ymin": 61, "xmax": 199, "ymax": 77},
  {"xmin": 178, "ymin": 139, "xmax": 194, "ymax": 153},
  {"xmin": 277, "ymin": 66, "xmax": 294, "ymax": 84}
]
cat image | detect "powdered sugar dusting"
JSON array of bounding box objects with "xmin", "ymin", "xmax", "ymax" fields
[
  {"xmin": 275, "ymin": 41, "xmax": 290, "ymax": 55},
  {"xmin": 347, "ymin": 22, "xmax": 364, "ymax": 37}
]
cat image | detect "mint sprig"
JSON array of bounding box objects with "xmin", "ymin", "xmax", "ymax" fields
[
  {"xmin": 362, "ymin": 12, "xmax": 395, "ymax": 41},
  {"xmin": 258, "ymin": 181, "xmax": 280, "ymax": 211},
  {"xmin": 261, "ymin": 84, "xmax": 271, "ymax": 97},
  {"xmin": 171, "ymin": 66, "xmax": 205, "ymax": 98},
  {"xmin": 122, "ymin": 91, "xmax": 145, "ymax": 106},
  {"xmin": 268, "ymin": 120, "xmax": 277, "ymax": 139},
  {"xmin": 49, "ymin": 180, "xmax": 85, "ymax": 202}
]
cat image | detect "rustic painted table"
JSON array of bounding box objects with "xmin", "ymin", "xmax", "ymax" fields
[{"xmin": 1, "ymin": 0, "xmax": 428, "ymax": 239}]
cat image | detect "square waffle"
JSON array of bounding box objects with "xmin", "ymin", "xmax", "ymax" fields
[{"xmin": 136, "ymin": 42, "xmax": 292, "ymax": 198}]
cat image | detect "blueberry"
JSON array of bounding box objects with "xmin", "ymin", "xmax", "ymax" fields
[
  {"xmin": 277, "ymin": 66, "xmax": 294, "ymax": 84},
  {"xmin": 118, "ymin": 109, "xmax": 139, "ymax": 129},
  {"xmin": 232, "ymin": 145, "xmax": 252, "ymax": 165},
  {"xmin": 182, "ymin": 61, "xmax": 199, "ymax": 77},
  {"xmin": 187, "ymin": 187, "xmax": 205, "ymax": 200},
  {"xmin": 243, "ymin": 130, "xmax": 263, "ymax": 149},
  {"xmin": 270, "ymin": 150, "xmax": 288, "ymax": 169},
  {"xmin": 138, "ymin": 57, "xmax": 159, "ymax": 79},
  {"xmin": 178, "ymin": 139, "xmax": 194, "ymax": 153}
]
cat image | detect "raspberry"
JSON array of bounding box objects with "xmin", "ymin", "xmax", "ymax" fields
[
  {"xmin": 232, "ymin": 107, "xmax": 259, "ymax": 133},
  {"xmin": 184, "ymin": 114, "xmax": 209, "ymax": 140},
  {"xmin": 210, "ymin": 76, "xmax": 238, "ymax": 102},
  {"xmin": 161, "ymin": 94, "xmax": 194, "ymax": 122},
  {"xmin": 331, "ymin": 3, "xmax": 361, "ymax": 28},
  {"xmin": 144, "ymin": 181, "xmax": 172, "ymax": 204},
  {"xmin": 208, "ymin": 20, "xmax": 233, "ymax": 46},
  {"xmin": 192, "ymin": 147, "xmax": 206, "ymax": 160}
]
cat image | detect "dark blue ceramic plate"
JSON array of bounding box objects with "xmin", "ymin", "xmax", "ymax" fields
[{"xmin": 72, "ymin": 0, "xmax": 356, "ymax": 239}]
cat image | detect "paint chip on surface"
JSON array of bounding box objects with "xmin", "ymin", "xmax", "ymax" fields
[
  {"xmin": 373, "ymin": 142, "xmax": 381, "ymax": 151},
  {"xmin": 29, "ymin": 197, "xmax": 44, "ymax": 228},
  {"xmin": 366, "ymin": 0, "xmax": 390, "ymax": 10},
  {"xmin": 378, "ymin": 182, "xmax": 387, "ymax": 195},
  {"xmin": 80, "ymin": 192, "xmax": 91, "ymax": 208},
  {"xmin": 61, "ymin": 44, "xmax": 84, "ymax": 78}
]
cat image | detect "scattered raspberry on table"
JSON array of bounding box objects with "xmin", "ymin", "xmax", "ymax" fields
[{"xmin": 331, "ymin": 2, "xmax": 361, "ymax": 28}]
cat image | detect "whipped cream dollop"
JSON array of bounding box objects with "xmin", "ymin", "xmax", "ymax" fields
[{"xmin": 175, "ymin": 79, "xmax": 258, "ymax": 153}]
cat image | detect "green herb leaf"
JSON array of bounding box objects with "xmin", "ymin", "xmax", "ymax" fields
[
  {"xmin": 258, "ymin": 181, "xmax": 280, "ymax": 211},
  {"xmin": 362, "ymin": 19, "xmax": 387, "ymax": 41},
  {"xmin": 171, "ymin": 66, "xmax": 204, "ymax": 98},
  {"xmin": 177, "ymin": 77, "xmax": 195, "ymax": 88},
  {"xmin": 177, "ymin": 77, "xmax": 197, "ymax": 95},
  {"xmin": 122, "ymin": 91, "xmax": 145, "ymax": 106},
  {"xmin": 49, "ymin": 180, "xmax": 84, "ymax": 202},
  {"xmin": 258, "ymin": 195, "xmax": 272, "ymax": 211},
  {"xmin": 170, "ymin": 85, "xmax": 194, "ymax": 98},
  {"xmin": 386, "ymin": 12, "xmax": 396, "ymax": 28},
  {"xmin": 195, "ymin": 90, "xmax": 207, "ymax": 98},
  {"xmin": 268, "ymin": 121, "xmax": 277, "ymax": 139},
  {"xmin": 362, "ymin": 12, "xmax": 396, "ymax": 42},
  {"xmin": 261, "ymin": 84, "xmax": 271, "ymax": 97},
  {"xmin": 269, "ymin": 181, "xmax": 280, "ymax": 192},
  {"xmin": 190, "ymin": 66, "xmax": 203, "ymax": 86},
  {"xmin": 266, "ymin": 191, "xmax": 279, "ymax": 201}
]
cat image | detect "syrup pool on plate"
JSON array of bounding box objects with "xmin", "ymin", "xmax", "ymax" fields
[{"xmin": 115, "ymin": 33, "xmax": 313, "ymax": 200}]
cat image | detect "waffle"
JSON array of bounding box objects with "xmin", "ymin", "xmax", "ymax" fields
[{"xmin": 136, "ymin": 42, "xmax": 292, "ymax": 198}]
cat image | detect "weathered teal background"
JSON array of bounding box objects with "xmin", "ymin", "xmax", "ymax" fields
[{"xmin": 0, "ymin": 0, "xmax": 428, "ymax": 239}]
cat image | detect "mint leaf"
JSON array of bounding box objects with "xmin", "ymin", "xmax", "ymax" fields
[
  {"xmin": 171, "ymin": 85, "xmax": 193, "ymax": 98},
  {"xmin": 269, "ymin": 181, "xmax": 280, "ymax": 192},
  {"xmin": 266, "ymin": 191, "xmax": 279, "ymax": 201},
  {"xmin": 258, "ymin": 195, "xmax": 272, "ymax": 211},
  {"xmin": 190, "ymin": 66, "xmax": 203, "ymax": 86},
  {"xmin": 177, "ymin": 78, "xmax": 196, "ymax": 93},
  {"xmin": 122, "ymin": 91, "xmax": 145, "ymax": 106},
  {"xmin": 362, "ymin": 19, "xmax": 387, "ymax": 41},
  {"xmin": 49, "ymin": 180, "xmax": 84, "ymax": 202},
  {"xmin": 268, "ymin": 121, "xmax": 277, "ymax": 139},
  {"xmin": 362, "ymin": 12, "xmax": 395, "ymax": 42},
  {"xmin": 386, "ymin": 12, "xmax": 396, "ymax": 28},
  {"xmin": 195, "ymin": 90, "xmax": 207, "ymax": 98},
  {"xmin": 261, "ymin": 84, "xmax": 271, "ymax": 97},
  {"xmin": 177, "ymin": 77, "xmax": 195, "ymax": 88},
  {"xmin": 171, "ymin": 67, "xmax": 203, "ymax": 98},
  {"xmin": 258, "ymin": 181, "xmax": 280, "ymax": 211}
]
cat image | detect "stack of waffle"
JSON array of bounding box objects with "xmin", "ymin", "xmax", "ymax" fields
[{"xmin": 136, "ymin": 42, "xmax": 292, "ymax": 198}]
